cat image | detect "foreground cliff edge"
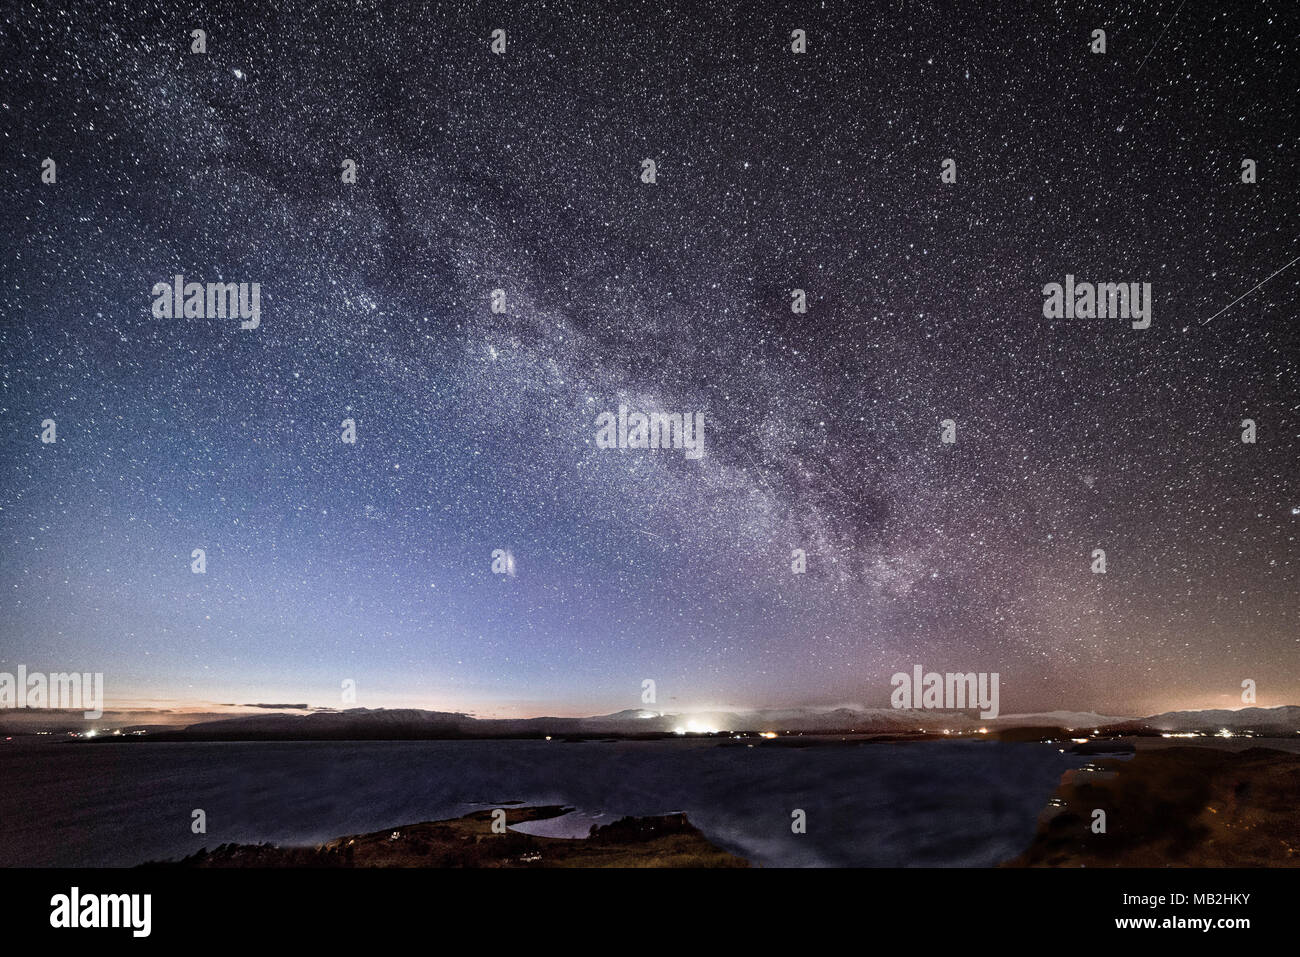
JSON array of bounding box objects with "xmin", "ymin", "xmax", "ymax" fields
[
  {"xmin": 1005, "ymin": 746, "xmax": 1300, "ymax": 867},
  {"xmin": 143, "ymin": 806, "xmax": 749, "ymax": 868}
]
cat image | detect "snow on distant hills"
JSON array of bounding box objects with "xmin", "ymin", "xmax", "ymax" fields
[
  {"xmin": 10, "ymin": 704, "xmax": 1299, "ymax": 739},
  {"xmin": 1128, "ymin": 705, "xmax": 1300, "ymax": 733},
  {"xmin": 156, "ymin": 704, "xmax": 1300, "ymax": 739}
]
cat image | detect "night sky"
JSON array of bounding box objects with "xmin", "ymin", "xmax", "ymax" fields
[{"xmin": 1, "ymin": 1, "xmax": 1297, "ymax": 718}]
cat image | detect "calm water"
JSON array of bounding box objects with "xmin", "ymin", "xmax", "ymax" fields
[{"xmin": 0, "ymin": 737, "xmax": 1098, "ymax": 867}]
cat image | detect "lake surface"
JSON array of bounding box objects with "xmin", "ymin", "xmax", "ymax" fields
[{"xmin": 0, "ymin": 737, "xmax": 1105, "ymax": 867}]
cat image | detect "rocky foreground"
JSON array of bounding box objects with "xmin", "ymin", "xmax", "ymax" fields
[
  {"xmin": 144, "ymin": 806, "xmax": 749, "ymax": 868},
  {"xmin": 1005, "ymin": 746, "xmax": 1300, "ymax": 867}
]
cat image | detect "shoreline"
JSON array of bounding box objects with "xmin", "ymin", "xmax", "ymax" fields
[
  {"xmin": 1005, "ymin": 745, "xmax": 1300, "ymax": 867},
  {"xmin": 142, "ymin": 806, "xmax": 750, "ymax": 869}
]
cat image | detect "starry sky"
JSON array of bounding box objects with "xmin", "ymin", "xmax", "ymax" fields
[{"xmin": 1, "ymin": 0, "xmax": 1297, "ymax": 718}]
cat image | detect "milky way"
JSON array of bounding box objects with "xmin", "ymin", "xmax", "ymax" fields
[{"xmin": 1, "ymin": 1, "xmax": 1297, "ymax": 717}]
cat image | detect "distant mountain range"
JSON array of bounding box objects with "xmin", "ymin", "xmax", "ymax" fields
[
  {"xmin": 132, "ymin": 706, "xmax": 1144, "ymax": 739},
  {"xmin": 1103, "ymin": 706, "xmax": 1300, "ymax": 735},
  {"xmin": 7, "ymin": 703, "xmax": 1295, "ymax": 741}
]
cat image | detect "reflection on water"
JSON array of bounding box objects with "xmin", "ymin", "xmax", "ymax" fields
[{"xmin": 506, "ymin": 808, "xmax": 608, "ymax": 839}]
